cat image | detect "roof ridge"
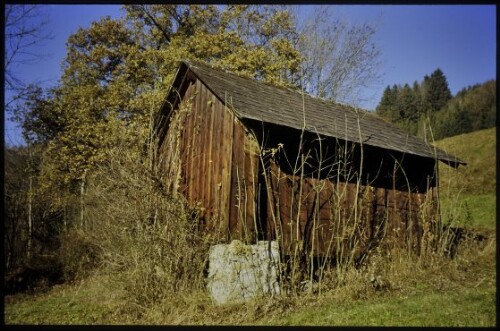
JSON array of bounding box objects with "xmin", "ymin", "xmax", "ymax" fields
[
  {"xmin": 183, "ymin": 59, "xmax": 373, "ymax": 114},
  {"xmin": 184, "ymin": 59, "xmax": 303, "ymax": 92}
]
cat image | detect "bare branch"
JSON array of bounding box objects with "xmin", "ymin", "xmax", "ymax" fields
[
  {"xmin": 4, "ymin": 4, "xmax": 53, "ymax": 94},
  {"xmin": 295, "ymin": 6, "xmax": 381, "ymax": 105}
]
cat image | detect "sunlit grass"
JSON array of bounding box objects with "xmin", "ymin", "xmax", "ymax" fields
[
  {"xmin": 436, "ymin": 127, "xmax": 496, "ymax": 232},
  {"xmin": 4, "ymin": 274, "xmax": 125, "ymax": 325},
  {"xmin": 436, "ymin": 127, "xmax": 496, "ymax": 196},
  {"xmin": 440, "ymin": 193, "xmax": 496, "ymax": 229},
  {"xmin": 263, "ymin": 285, "xmax": 495, "ymax": 326}
]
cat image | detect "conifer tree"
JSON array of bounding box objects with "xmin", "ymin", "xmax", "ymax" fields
[
  {"xmin": 397, "ymin": 83, "xmax": 419, "ymax": 122},
  {"xmin": 422, "ymin": 68, "xmax": 452, "ymax": 113},
  {"xmin": 376, "ymin": 84, "xmax": 398, "ymax": 122}
]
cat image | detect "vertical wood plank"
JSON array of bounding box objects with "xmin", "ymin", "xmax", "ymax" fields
[
  {"xmin": 195, "ymin": 82, "xmax": 206, "ymax": 212},
  {"xmin": 266, "ymin": 160, "xmax": 279, "ymax": 242},
  {"xmin": 205, "ymin": 92, "xmax": 216, "ymax": 220},
  {"xmin": 184, "ymin": 82, "xmax": 195, "ymax": 202},
  {"xmin": 244, "ymin": 132, "xmax": 258, "ymax": 242},
  {"xmin": 211, "ymin": 94, "xmax": 222, "ymax": 224},
  {"xmin": 180, "ymin": 82, "xmax": 194, "ymax": 197},
  {"xmin": 194, "ymin": 80, "xmax": 202, "ymax": 204},
  {"xmin": 229, "ymin": 132, "xmax": 238, "ymax": 239},
  {"xmin": 220, "ymin": 103, "xmax": 234, "ymax": 240},
  {"xmin": 229, "ymin": 122, "xmax": 243, "ymax": 239}
]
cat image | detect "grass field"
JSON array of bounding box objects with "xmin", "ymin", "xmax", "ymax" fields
[
  {"xmin": 436, "ymin": 127, "xmax": 496, "ymax": 196},
  {"xmin": 435, "ymin": 127, "xmax": 496, "ymax": 230},
  {"xmin": 4, "ymin": 128, "xmax": 496, "ymax": 326},
  {"xmin": 262, "ymin": 281, "xmax": 495, "ymax": 326},
  {"xmin": 5, "ymin": 238, "xmax": 495, "ymax": 326}
]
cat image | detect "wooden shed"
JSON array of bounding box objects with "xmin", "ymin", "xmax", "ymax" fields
[{"xmin": 155, "ymin": 60, "xmax": 465, "ymax": 260}]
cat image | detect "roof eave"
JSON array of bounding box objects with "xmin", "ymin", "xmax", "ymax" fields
[{"xmin": 178, "ymin": 60, "xmax": 467, "ymax": 168}]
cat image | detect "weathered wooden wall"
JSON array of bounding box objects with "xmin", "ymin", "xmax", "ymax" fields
[
  {"xmin": 158, "ymin": 78, "xmax": 259, "ymax": 242},
  {"xmin": 265, "ymin": 159, "xmax": 437, "ymax": 258}
]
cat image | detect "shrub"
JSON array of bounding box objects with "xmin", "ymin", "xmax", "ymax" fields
[
  {"xmin": 58, "ymin": 227, "xmax": 102, "ymax": 281},
  {"xmin": 69, "ymin": 141, "xmax": 213, "ymax": 309}
]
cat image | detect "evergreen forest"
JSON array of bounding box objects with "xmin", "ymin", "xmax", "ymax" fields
[{"xmin": 375, "ymin": 68, "xmax": 496, "ymax": 140}]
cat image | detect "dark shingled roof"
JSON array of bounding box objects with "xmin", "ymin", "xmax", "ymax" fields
[{"xmin": 167, "ymin": 60, "xmax": 465, "ymax": 167}]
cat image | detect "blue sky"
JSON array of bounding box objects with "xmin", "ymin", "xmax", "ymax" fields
[{"xmin": 4, "ymin": 4, "xmax": 496, "ymax": 146}]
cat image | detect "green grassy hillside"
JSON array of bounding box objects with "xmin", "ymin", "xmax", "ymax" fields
[
  {"xmin": 435, "ymin": 127, "xmax": 495, "ymax": 195},
  {"xmin": 434, "ymin": 127, "xmax": 496, "ymax": 229}
]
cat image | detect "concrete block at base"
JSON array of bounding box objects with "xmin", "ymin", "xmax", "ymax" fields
[{"xmin": 206, "ymin": 240, "xmax": 281, "ymax": 305}]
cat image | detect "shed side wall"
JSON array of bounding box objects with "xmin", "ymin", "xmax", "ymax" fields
[
  {"xmin": 266, "ymin": 159, "xmax": 438, "ymax": 257},
  {"xmin": 158, "ymin": 78, "xmax": 259, "ymax": 242}
]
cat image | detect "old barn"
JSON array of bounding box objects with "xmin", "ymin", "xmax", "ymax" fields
[{"xmin": 155, "ymin": 60, "xmax": 465, "ymax": 260}]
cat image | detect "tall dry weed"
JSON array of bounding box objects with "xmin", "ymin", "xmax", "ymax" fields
[{"xmin": 58, "ymin": 128, "xmax": 211, "ymax": 309}]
